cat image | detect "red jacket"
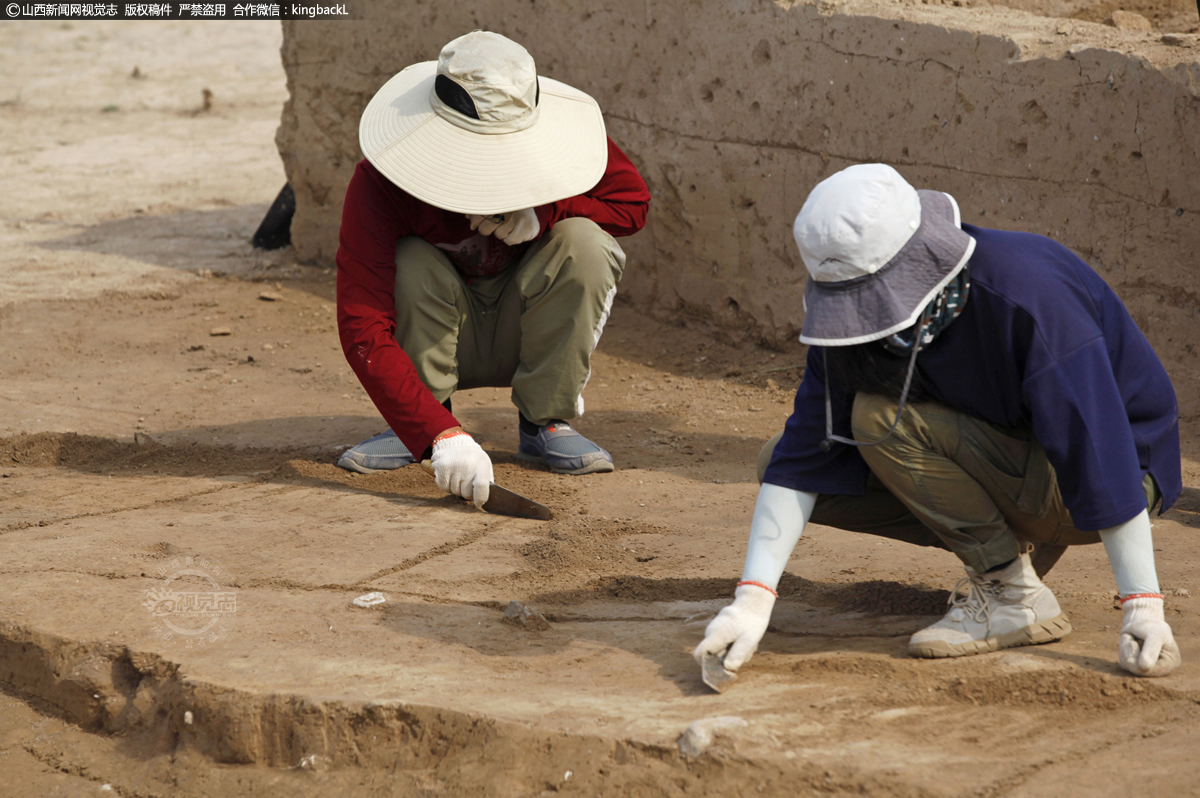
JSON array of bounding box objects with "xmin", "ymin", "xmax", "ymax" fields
[{"xmin": 336, "ymin": 137, "xmax": 651, "ymax": 458}]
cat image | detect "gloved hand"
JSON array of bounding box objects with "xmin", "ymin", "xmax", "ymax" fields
[
  {"xmin": 430, "ymin": 432, "xmax": 493, "ymax": 510},
  {"xmin": 692, "ymin": 583, "xmax": 776, "ymax": 672},
  {"xmin": 1118, "ymin": 596, "xmax": 1182, "ymax": 677},
  {"xmin": 467, "ymin": 208, "xmax": 540, "ymax": 245}
]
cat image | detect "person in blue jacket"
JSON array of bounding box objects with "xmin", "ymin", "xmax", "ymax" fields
[{"xmin": 696, "ymin": 163, "xmax": 1182, "ymax": 677}]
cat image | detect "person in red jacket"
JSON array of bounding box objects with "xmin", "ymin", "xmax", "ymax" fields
[{"xmin": 335, "ymin": 31, "xmax": 650, "ymax": 508}]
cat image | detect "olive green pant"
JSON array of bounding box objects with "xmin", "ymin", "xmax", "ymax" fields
[
  {"xmin": 758, "ymin": 393, "xmax": 1159, "ymax": 574},
  {"xmin": 393, "ymin": 218, "xmax": 625, "ymax": 426}
]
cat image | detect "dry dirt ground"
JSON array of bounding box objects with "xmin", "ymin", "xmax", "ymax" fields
[{"xmin": 2, "ymin": 16, "xmax": 1200, "ymax": 798}]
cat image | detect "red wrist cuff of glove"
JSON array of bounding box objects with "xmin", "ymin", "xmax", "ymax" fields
[
  {"xmin": 737, "ymin": 580, "xmax": 778, "ymax": 598},
  {"xmin": 1119, "ymin": 593, "xmax": 1163, "ymax": 605}
]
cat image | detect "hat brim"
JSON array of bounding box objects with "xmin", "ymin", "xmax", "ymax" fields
[
  {"xmin": 359, "ymin": 62, "xmax": 608, "ymax": 215},
  {"xmin": 799, "ymin": 190, "xmax": 976, "ymax": 347}
]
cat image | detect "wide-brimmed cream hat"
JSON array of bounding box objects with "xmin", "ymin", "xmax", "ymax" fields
[{"xmin": 358, "ymin": 31, "xmax": 608, "ymax": 215}]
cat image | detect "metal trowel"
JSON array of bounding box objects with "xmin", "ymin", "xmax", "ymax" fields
[
  {"xmin": 419, "ymin": 460, "xmax": 552, "ymax": 520},
  {"xmin": 701, "ymin": 651, "xmax": 738, "ymax": 693}
]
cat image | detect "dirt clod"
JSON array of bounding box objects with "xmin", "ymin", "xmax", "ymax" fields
[{"xmin": 502, "ymin": 601, "xmax": 552, "ymax": 631}]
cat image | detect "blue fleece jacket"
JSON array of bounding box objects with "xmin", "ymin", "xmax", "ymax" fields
[{"xmin": 763, "ymin": 225, "xmax": 1182, "ymax": 531}]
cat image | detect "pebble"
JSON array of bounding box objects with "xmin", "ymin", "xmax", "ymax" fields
[
  {"xmin": 209, "ymin": 326, "xmax": 232, "ymax": 336},
  {"xmin": 258, "ymin": 291, "xmax": 284, "ymax": 302},
  {"xmin": 351, "ymin": 592, "xmax": 386, "ymax": 608}
]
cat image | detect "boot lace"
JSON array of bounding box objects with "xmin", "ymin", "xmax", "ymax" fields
[{"xmin": 947, "ymin": 574, "xmax": 1004, "ymax": 629}]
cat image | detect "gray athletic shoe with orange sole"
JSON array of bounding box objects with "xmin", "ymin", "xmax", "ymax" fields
[
  {"xmin": 518, "ymin": 421, "xmax": 614, "ymax": 475},
  {"xmin": 337, "ymin": 429, "xmax": 414, "ymax": 473}
]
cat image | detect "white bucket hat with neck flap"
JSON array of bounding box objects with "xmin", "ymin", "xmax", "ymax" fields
[{"xmin": 794, "ymin": 163, "xmax": 975, "ymax": 347}]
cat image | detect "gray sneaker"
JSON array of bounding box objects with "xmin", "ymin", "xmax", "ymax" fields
[
  {"xmin": 337, "ymin": 429, "xmax": 414, "ymax": 473},
  {"xmin": 518, "ymin": 421, "xmax": 614, "ymax": 475}
]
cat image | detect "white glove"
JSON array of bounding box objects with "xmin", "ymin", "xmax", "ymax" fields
[
  {"xmin": 430, "ymin": 433, "xmax": 493, "ymax": 510},
  {"xmin": 1118, "ymin": 596, "xmax": 1182, "ymax": 677},
  {"xmin": 692, "ymin": 584, "xmax": 776, "ymax": 672},
  {"xmin": 467, "ymin": 208, "xmax": 540, "ymax": 245}
]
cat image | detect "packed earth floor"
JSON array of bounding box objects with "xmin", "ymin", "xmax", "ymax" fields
[{"xmin": 2, "ymin": 18, "xmax": 1199, "ymax": 798}]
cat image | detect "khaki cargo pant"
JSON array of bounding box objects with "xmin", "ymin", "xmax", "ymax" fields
[
  {"xmin": 393, "ymin": 218, "xmax": 625, "ymax": 426},
  {"xmin": 758, "ymin": 393, "xmax": 1159, "ymax": 574}
]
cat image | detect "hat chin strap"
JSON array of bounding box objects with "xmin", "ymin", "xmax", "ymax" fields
[{"xmin": 819, "ymin": 318, "xmax": 927, "ymax": 453}]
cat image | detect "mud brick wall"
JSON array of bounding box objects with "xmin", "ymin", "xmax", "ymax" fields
[{"xmin": 277, "ymin": 0, "xmax": 1200, "ymax": 416}]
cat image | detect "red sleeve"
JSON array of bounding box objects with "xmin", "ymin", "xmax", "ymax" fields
[
  {"xmin": 534, "ymin": 137, "xmax": 650, "ymax": 236},
  {"xmin": 336, "ymin": 161, "xmax": 459, "ymax": 458}
]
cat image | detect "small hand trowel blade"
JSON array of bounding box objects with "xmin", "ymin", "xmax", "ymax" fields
[
  {"xmin": 419, "ymin": 460, "xmax": 552, "ymax": 520},
  {"xmin": 482, "ymin": 483, "xmax": 552, "ymax": 520},
  {"xmin": 701, "ymin": 652, "xmax": 737, "ymax": 693}
]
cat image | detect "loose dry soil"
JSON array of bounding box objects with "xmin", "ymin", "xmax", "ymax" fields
[{"xmin": 2, "ymin": 16, "xmax": 1199, "ymax": 798}]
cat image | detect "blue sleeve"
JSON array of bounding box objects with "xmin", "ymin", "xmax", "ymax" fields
[
  {"xmin": 762, "ymin": 347, "xmax": 871, "ymax": 495},
  {"xmin": 1024, "ymin": 337, "xmax": 1148, "ymax": 530}
]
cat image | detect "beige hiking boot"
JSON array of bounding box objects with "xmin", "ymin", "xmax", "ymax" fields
[{"xmin": 909, "ymin": 552, "xmax": 1072, "ymax": 658}]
